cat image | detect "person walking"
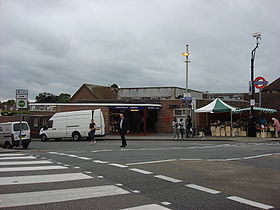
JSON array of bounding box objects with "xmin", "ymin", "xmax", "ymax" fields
[
  {"xmin": 186, "ymin": 115, "xmax": 192, "ymax": 138},
  {"xmin": 88, "ymin": 120, "xmax": 96, "ymax": 144},
  {"xmin": 272, "ymin": 117, "xmax": 280, "ymax": 138},
  {"xmin": 172, "ymin": 118, "xmax": 179, "ymax": 140},
  {"xmin": 178, "ymin": 118, "xmax": 185, "ymax": 140},
  {"xmin": 119, "ymin": 113, "xmax": 130, "ymax": 147}
]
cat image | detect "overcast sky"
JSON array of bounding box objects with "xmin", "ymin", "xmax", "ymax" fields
[{"xmin": 0, "ymin": 0, "xmax": 279, "ymax": 101}]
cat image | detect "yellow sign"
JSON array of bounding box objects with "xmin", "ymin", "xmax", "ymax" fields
[{"xmin": 181, "ymin": 52, "xmax": 189, "ymax": 56}]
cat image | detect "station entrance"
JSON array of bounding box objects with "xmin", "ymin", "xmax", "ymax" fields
[{"xmin": 109, "ymin": 106, "xmax": 159, "ymax": 135}]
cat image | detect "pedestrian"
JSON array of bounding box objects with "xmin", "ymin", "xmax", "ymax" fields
[
  {"xmin": 272, "ymin": 117, "xmax": 280, "ymax": 138},
  {"xmin": 88, "ymin": 120, "xmax": 96, "ymax": 144},
  {"xmin": 186, "ymin": 115, "xmax": 192, "ymax": 138},
  {"xmin": 178, "ymin": 118, "xmax": 185, "ymax": 140},
  {"xmin": 172, "ymin": 118, "xmax": 179, "ymax": 140},
  {"xmin": 119, "ymin": 113, "xmax": 130, "ymax": 147}
]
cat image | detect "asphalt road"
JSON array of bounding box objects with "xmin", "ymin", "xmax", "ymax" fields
[{"xmin": 0, "ymin": 139, "xmax": 280, "ymax": 210}]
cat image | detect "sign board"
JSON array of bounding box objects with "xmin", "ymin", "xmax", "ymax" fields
[
  {"xmin": 250, "ymin": 99, "xmax": 255, "ymax": 106},
  {"xmin": 254, "ymin": 77, "xmax": 268, "ymax": 89},
  {"xmin": 16, "ymin": 89, "xmax": 28, "ymax": 109},
  {"xmin": 184, "ymin": 92, "xmax": 191, "ymax": 98}
]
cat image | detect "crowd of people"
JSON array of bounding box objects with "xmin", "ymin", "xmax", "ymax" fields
[{"xmin": 172, "ymin": 115, "xmax": 193, "ymax": 140}]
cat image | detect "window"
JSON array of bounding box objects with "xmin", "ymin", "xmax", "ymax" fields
[
  {"xmin": 47, "ymin": 120, "xmax": 53, "ymax": 128},
  {"xmin": 13, "ymin": 123, "xmax": 29, "ymax": 131},
  {"xmin": 174, "ymin": 109, "xmax": 186, "ymax": 116}
]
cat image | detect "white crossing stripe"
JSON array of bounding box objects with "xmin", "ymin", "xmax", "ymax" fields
[
  {"xmin": 109, "ymin": 163, "xmax": 128, "ymax": 168},
  {"xmin": 0, "ymin": 156, "xmax": 37, "ymax": 160},
  {"xmin": 0, "ymin": 160, "xmax": 52, "ymax": 166},
  {"xmin": 227, "ymin": 196, "xmax": 274, "ymax": 209},
  {"xmin": 77, "ymin": 157, "xmax": 92, "ymax": 160},
  {"xmin": 126, "ymin": 159, "xmax": 177, "ymax": 166},
  {"xmin": 93, "ymin": 160, "xmax": 109, "ymax": 164},
  {"xmin": 154, "ymin": 175, "xmax": 182, "ymax": 183},
  {"xmin": 121, "ymin": 204, "xmax": 171, "ymax": 210},
  {"xmin": 129, "ymin": 168, "xmax": 153, "ymax": 175},
  {"xmin": 243, "ymin": 154, "xmax": 272, "ymax": 160},
  {"xmin": 0, "ymin": 153, "xmax": 25, "ymax": 157},
  {"xmin": 0, "ymin": 173, "xmax": 92, "ymax": 185},
  {"xmin": 0, "ymin": 185, "xmax": 130, "ymax": 208},
  {"xmin": 186, "ymin": 184, "xmax": 220, "ymax": 194},
  {"xmin": 0, "ymin": 165, "xmax": 67, "ymax": 172}
]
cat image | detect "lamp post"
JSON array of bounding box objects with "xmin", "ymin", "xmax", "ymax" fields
[
  {"xmin": 248, "ymin": 32, "xmax": 261, "ymax": 137},
  {"xmin": 181, "ymin": 45, "xmax": 190, "ymax": 93}
]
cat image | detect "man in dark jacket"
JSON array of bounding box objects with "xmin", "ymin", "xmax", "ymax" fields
[{"xmin": 119, "ymin": 113, "xmax": 130, "ymax": 147}]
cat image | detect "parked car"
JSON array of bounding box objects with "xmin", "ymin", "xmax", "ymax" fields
[
  {"xmin": 39, "ymin": 109, "xmax": 105, "ymax": 141},
  {"xmin": 0, "ymin": 121, "xmax": 31, "ymax": 149}
]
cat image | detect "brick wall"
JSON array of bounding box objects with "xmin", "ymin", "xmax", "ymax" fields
[{"xmin": 69, "ymin": 87, "xmax": 97, "ymax": 102}]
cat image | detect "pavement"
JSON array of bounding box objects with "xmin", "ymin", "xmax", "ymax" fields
[{"xmin": 0, "ymin": 140, "xmax": 279, "ymax": 209}]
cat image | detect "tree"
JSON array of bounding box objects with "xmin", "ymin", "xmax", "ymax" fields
[
  {"xmin": 35, "ymin": 92, "xmax": 71, "ymax": 103},
  {"xmin": 111, "ymin": 84, "xmax": 119, "ymax": 89}
]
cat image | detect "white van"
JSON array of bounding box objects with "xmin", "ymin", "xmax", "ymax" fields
[
  {"xmin": 0, "ymin": 121, "xmax": 31, "ymax": 149},
  {"xmin": 39, "ymin": 109, "xmax": 105, "ymax": 141}
]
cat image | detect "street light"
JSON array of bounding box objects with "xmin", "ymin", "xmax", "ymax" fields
[
  {"xmin": 248, "ymin": 32, "xmax": 261, "ymax": 137},
  {"xmin": 181, "ymin": 45, "xmax": 190, "ymax": 93}
]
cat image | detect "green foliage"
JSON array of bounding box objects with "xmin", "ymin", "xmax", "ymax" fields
[
  {"xmin": 2, "ymin": 99, "xmax": 15, "ymax": 106},
  {"xmin": 1, "ymin": 110, "xmax": 30, "ymax": 116},
  {"xmin": 35, "ymin": 92, "xmax": 71, "ymax": 103},
  {"xmin": 111, "ymin": 84, "xmax": 119, "ymax": 89}
]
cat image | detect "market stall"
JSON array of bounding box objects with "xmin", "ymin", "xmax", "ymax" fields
[
  {"xmin": 195, "ymin": 98, "xmax": 236, "ymax": 136},
  {"xmin": 233, "ymin": 107, "xmax": 277, "ymax": 138}
]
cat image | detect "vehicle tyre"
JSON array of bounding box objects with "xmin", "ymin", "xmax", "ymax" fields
[
  {"xmin": 4, "ymin": 141, "xmax": 12, "ymax": 149},
  {"xmin": 41, "ymin": 134, "xmax": 48, "ymax": 142},
  {"xmin": 72, "ymin": 132, "xmax": 81, "ymax": 141},
  {"xmin": 22, "ymin": 144, "xmax": 29, "ymax": 149}
]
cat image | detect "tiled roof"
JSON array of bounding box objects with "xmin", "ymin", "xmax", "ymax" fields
[
  {"xmin": 263, "ymin": 77, "xmax": 280, "ymax": 90},
  {"xmin": 84, "ymin": 84, "xmax": 118, "ymax": 99}
]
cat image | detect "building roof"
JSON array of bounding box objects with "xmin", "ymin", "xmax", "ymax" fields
[
  {"xmin": 70, "ymin": 84, "xmax": 118, "ymax": 101},
  {"xmin": 263, "ymin": 77, "xmax": 280, "ymax": 90}
]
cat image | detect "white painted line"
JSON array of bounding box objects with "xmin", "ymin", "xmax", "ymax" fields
[
  {"xmin": 0, "ymin": 156, "xmax": 37, "ymax": 160},
  {"xmin": 67, "ymin": 154, "xmax": 78, "ymax": 158},
  {"xmin": 84, "ymin": 171, "xmax": 92, "ymax": 174},
  {"xmin": 74, "ymin": 167, "xmax": 80, "ymax": 169},
  {"xmin": 126, "ymin": 159, "xmax": 177, "ymax": 166},
  {"xmin": 93, "ymin": 160, "xmax": 109, "ymax": 164},
  {"xmin": 0, "ymin": 165, "xmax": 67, "ymax": 172},
  {"xmin": 226, "ymin": 158, "xmax": 242, "ymax": 161},
  {"xmin": 227, "ymin": 196, "xmax": 274, "ymax": 209},
  {"xmin": 97, "ymin": 176, "xmax": 104, "ymax": 178},
  {"xmin": 132, "ymin": 190, "xmax": 141, "ymax": 193},
  {"xmin": 0, "ymin": 160, "xmax": 53, "ymax": 166},
  {"xmin": 243, "ymin": 154, "xmax": 272, "ymax": 160},
  {"xmin": 0, "ymin": 185, "xmax": 130, "ymax": 208},
  {"xmin": 207, "ymin": 159, "xmax": 228, "ymax": 162},
  {"xmin": 121, "ymin": 204, "xmax": 171, "ymax": 210},
  {"xmin": 186, "ymin": 184, "xmax": 220, "ymax": 194},
  {"xmin": 116, "ymin": 183, "xmax": 123, "ymax": 186},
  {"xmin": 91, "ymin": 149, "xmax": 114, "ymax": 153},
  {"xmin": 0, "ymin": 173, "xmax": 92, "ymax": 185},
  {"xmin": 129, "ymin": 168, "xmax": 153, "ymax": 175},
  {"xmin": 161, "ymin": 202, "xmax": 171, "ymax": 206},
  {"xmin": 154, "ymin": 175, "xmax": 182, "ymax": 183},
  {"xmin": 78, "ymin": 157, "xmax": 92, "ymax": 160},
  {"xmin": 180, "ymin": 159, "xmax": 203, "ymax": 161},
  {"xmin": 109, "ymin": 163, "xmax": 128, "ymax": 168},
  {"xmin": 0, "ymin": 153, "xmax": 25, "ymax": 157}
]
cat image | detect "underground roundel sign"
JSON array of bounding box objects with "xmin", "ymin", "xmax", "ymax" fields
[{"xmin": 254, "ymin": 77, "xmax": 268, "ymax": 89}]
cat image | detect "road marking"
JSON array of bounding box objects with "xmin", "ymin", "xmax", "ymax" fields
[
  {"xmin": 154, "ymin": 175, "xmax": 182, "ymax": 183},
  {"xmin": 67, "ymin": 154, "xmax": 78, "ymax": 158},
  {"xmin": 0, "ymin": 153, "xmax": 25, "ymax": 157},
  {"xmin": 126, "ymin": 159, "xmax": 177, "ymax": 166},
  {"xmin": 0, "ymin": 160, "xmax": 52, "ymax": 166},
  {"xmin": 0, "ymin": 185, "xmax": 130, "ymax": 208},
  {"xmin": 97, "ymin": 176, "xmax": 104, "ymax": 178},
  {"xmin": 226, "ymin": 158, "xmax": 242, "ymax": 161},
  {"xmin": 243, "ymin": 154, "xmax": 273, "ymax": 160},
  {"xmin": 77, "ymin": 157, "xmax": 92, "ymax": 160},
  {"xmin": 109, "ymin": 163, "xmax": 128, "ymax": 168},
  {"xmin": 0, "ymin": 156, "xmax": 37, "ymax": 160},
  {"xmin": 74, "ymin": 167, "xmax": 80, "ymax": 169},
  {"xmin": 116, "ymin": 183, "xmax": 123, "ymax": 186},
  {"xmin": 91, "ymin": 149, "xmax": 114, "ymax": 153},
  {"xmin": 0, "ymin": 165, "xmax": 67, "ymax": 172},
  {"xmin": 186, "ymin": 184, "xmax": 220, "ymax": 194},
  {"xmin": 207, "ymin": 159, "xmax": 228, "ymax": 162},
  {"xmin": 161, "ymin": 202, "xmax": 171, "ymax": 206},
  {"xmin": 93, "ymin": 160, "xmax": 109, "ymax": 164},
  {"xmin": 121, "ymin": 204, "xmax": 171, "ymax": 210},
  {"xmin": 0, "ymin": 173, "xmax": 92, "ymax": 185},
  {"xmin": 129, "ymin": 168, "xmax": 153, "ymax": 174},
  {"xmin": 132, "ymin": 190, "xmax": 141, "ymax": 193},
  {"xmin": 227, "ymin": 196, "xmax": 274, "ymax": 209},
  {"xmin": 180, "ymin": 159, "xmax": 203, "ymax": 161}
]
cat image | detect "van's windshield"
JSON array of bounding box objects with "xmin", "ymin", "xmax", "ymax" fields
[{"xmin": 13, "ymin": 123, "xmax": 29, "ymax": 131}]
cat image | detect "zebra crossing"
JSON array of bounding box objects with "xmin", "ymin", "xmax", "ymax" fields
[{"xmin": 0, "ymin": 152, "xmax": 170, "ymax": 209}]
